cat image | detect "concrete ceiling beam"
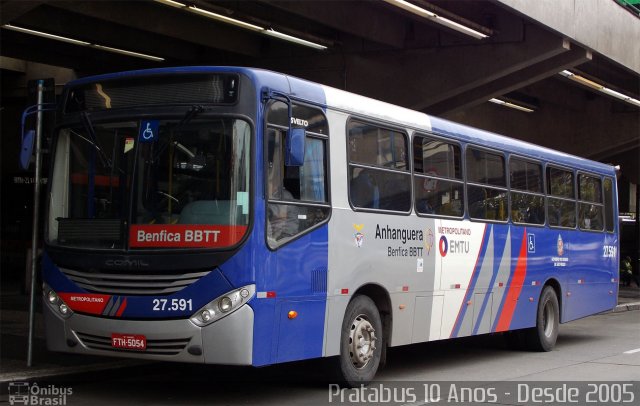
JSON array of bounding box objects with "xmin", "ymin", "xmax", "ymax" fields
[
  {"xmin": 425, "ymin": 42, "xmax": 593, "ymax": 115},
  {"xmin": 0, "ymin": 1, "xmax": 44, "ymax": 25},
  {"xmin": 340, "ymin": 24, "xmax": 573, "ymax": 110},
  {"xmin": 10, "ymin": 5, "xmax": 201, "ymax": 63},
  {"xmin": 256, "ymin": 0, "xmax": 408, "ymax": 49},
  {"xmin": 48, "ymin": 1, "xmax": 262, "ymax": 57}
]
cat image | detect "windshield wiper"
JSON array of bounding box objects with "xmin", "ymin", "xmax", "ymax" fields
[
  {"xmin": 153, "ymin": 105, "xmax": 204, "ymax": 160},
  {"xmin": 80, "ymin": 111, "xmax": 113, "ymax": 169}
]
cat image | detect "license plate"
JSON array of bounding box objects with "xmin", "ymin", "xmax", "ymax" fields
[{"xmin": 111, "ymin": 333, "xmax": 146, "ymax": 351}]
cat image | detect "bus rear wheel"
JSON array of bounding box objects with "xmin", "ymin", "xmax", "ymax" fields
[
  {"xmin": 336, "ymin": 295, "xmax": 382, "ymax": 387},
  {"xmin": 524, "ymin": 286, "xmax": 559, "ymax": 351}
]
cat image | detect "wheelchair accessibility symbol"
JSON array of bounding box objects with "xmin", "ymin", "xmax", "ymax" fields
[
  {"xmin": 527, "ymin": 233, "xmax": 535, "ymax": 253},
  {"xmin": 139, "ymin": 120, "xmax": 159, "ymax": 143}
]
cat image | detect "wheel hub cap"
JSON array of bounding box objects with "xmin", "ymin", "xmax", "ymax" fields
[{"xmin": 348, "ymin": 314, "xmax": 377, "ymax": 369}]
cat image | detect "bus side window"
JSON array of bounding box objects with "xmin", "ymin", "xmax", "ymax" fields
[
  {"xmin": 578, "ymin": 174, "xmax": 604, "ymax": 231},
  {"xmin": 603, "ymin": 177, "xmax": 615, "ymax": 232},
  {"xmin": 466, "ymin": 147, "xmax": 507, "ymax": 221},
  {"xmin": 509, "ymin": 158, "xmax": 544, "ymax": 225},
  {"xmin": 347, "ymin": 120, "xmax": 410, "ymax": 212},
  {"xmin": 547, "ymin": 167, "xmax": 576, "ymax": 228},
  {"xmin": 413, "ymin": 134, "xmax": 464, "ymax": 217}
]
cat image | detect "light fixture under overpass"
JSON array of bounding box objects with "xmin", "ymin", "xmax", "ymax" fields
[
  {"xmin": 2, "ymin": 24, "xmax": 165, "ymax": 62},
  {"xmin": 559, "ymin": 70, "xmax": 640, "ymax": 108},
  {"xmin": 382, "ymin": 0, "xmax": 490, "ymax": 39},
  {"xmin": 154, "ymin": 0, "xmax": 328, "ymax": 50},
  {"xmin": 489, "ymin": 98, "xmax": 535, "ymax": 113}
]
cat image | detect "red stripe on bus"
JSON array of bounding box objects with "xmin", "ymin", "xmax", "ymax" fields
[
  {"xmin": 495, "ymin": 231, "xmax": 528, "ymax": 332},
  {"xmin": 115, "ymin": 298, "xmax": 127, "ymax": 317},
  {"xmin": 71, "ymin": 173, "xmax": 122, "ymax": 187}
]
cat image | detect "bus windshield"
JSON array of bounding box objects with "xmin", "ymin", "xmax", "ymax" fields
[{"xmin": 47, "ymin": 117, "xmax": 251, "ymax": 250}]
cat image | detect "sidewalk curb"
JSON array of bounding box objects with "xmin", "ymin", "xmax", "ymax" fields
[
  {"xmin": 613, "ymin": 302, "xmax": 640, "ymax": 312},
  {"xmin": 0, "ymin": 360, "xmax": 147, "ymax": 384}
]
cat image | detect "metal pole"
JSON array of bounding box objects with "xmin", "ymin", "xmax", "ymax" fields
[
  {"xmin": 27, "ymin": 80, "xmax": 44, "ymax": 367},
  {"xmin": 636, "ymin": 181, "xmax": 639, "ymax": 272}
]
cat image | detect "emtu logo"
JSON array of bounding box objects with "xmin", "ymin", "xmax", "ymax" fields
[{"xmin": 439, "ymin": 235, "xmax": 448, "ymax": 257}]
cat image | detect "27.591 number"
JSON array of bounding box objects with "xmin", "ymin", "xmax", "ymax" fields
[{"xmin": 152, "ymin": 298, "xmax": 193, "ymax": 312}]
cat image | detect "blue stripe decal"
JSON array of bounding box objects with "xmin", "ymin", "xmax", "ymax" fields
[
  {"xmin": 472, "ymin": 226, "xmax": 508, "ymax": 334},
  {"xmin": 450, "ymin": 224, "xmax": 491, "ymax": 338}
]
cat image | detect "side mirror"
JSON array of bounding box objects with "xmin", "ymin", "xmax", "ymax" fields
[
  {"xmin": 285, "ymin": 128, "xmax": 305, "ymax": 166},
  {"xmin": 20, "ymin": 130, "xmax": 35, "ymax": 170}
]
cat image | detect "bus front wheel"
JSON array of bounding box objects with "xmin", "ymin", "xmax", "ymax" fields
[
  {"xmin": 524, "ymin": 286, "xmax": 559, "ymax": 352},
  {"xmin": 336, "ymin": 295, "xmax": 382, "ymax": 387}
]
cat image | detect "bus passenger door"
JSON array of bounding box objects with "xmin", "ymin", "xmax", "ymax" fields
[{"xmin": 264, "ymin": 102, "xmax": 331, "ymax": 363}]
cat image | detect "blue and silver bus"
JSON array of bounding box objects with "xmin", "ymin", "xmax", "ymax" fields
[{"xmin": 42, "ymin": 67, "xmax": 618, "ymax": 386}]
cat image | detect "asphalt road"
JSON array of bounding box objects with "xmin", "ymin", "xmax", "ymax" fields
[{"xmin": 3, "ymin": 310, "xmax": 639, "ymax": 406}]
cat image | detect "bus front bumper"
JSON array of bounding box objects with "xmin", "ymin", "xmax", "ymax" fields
[{"xmin": 42, "ymin": 300, "xmax": 254, "ymax": 365}]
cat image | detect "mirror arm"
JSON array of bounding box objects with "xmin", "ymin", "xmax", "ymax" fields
[{"xmin": 261, "ymin": 88, "xmax": 293, "ymax": 135}]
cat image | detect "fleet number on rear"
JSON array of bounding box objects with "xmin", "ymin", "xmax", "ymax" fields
[{"xmin": 603, "ymin": 246, "xmax": 617, "ymax": 258}]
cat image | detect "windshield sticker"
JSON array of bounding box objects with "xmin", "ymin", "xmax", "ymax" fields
[
  {"xmin": 124, "ymin": 137, "xmax": 134, "ymax": 153},
  {"xmin": 130, "ymin": 224, "xmax": 247, "ymax": 248},
  {"xmin": 237, "ymin": 191, "xmax": 249, "ymax": 215}
]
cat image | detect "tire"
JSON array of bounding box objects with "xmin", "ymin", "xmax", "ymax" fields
[
  {"xmin": 523, "ymin": 286, "xmax": 559, "ymax": 352},
  {"xmin": 335, "ymin": 295, "xmax": 383, "ymax": 387}
]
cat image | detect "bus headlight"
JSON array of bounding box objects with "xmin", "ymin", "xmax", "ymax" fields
[
  {"xmin": 190, "ymin": 285, "xmax": 255, "ymax": 327},
  {"xmin": 218, "ymin": 297, "xmax": 233, "ymax": 313},
  {"xmin": 43, "ymin": 284, "xmax": 73, "ymax": 319}
]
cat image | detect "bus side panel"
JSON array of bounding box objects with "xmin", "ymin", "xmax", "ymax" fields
[
  {"xmin": 270, "ymin": 227, "xmax": 329, "ymax": 364},
  {"xmin": 495, "ymin": 227, "xmax": 540, "ymax": 332},
  {"xmin": 564, "ymin": 230, "xmax": 617, "ymax": 321}
]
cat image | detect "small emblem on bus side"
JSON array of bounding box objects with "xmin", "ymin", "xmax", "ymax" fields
[
  {"xmin": 353, "ymin": 224, "xmax": 364, "ymax": 247},
  {"xmin": 424, "ymin": 228, "xmax": 434, "ymax": 255},
  {"xmin": 439, "ymin": 235, "xmax": 448, "ymax": 257},
  {"xmin": 557, "ymin": 235, "xmax": 564, "ymax": 256}
]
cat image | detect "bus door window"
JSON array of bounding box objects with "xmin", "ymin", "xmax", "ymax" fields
[
  {"xmin": 547, "ymin": 167, "xmax": 577, "ymax": 228},
  {"xmin": 413, "ymin": 134, "xmax": 464, "ymax": 217},
  {"xmin": 265, "ymin": 102, "xmax": 330, "ymax": 247}
]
